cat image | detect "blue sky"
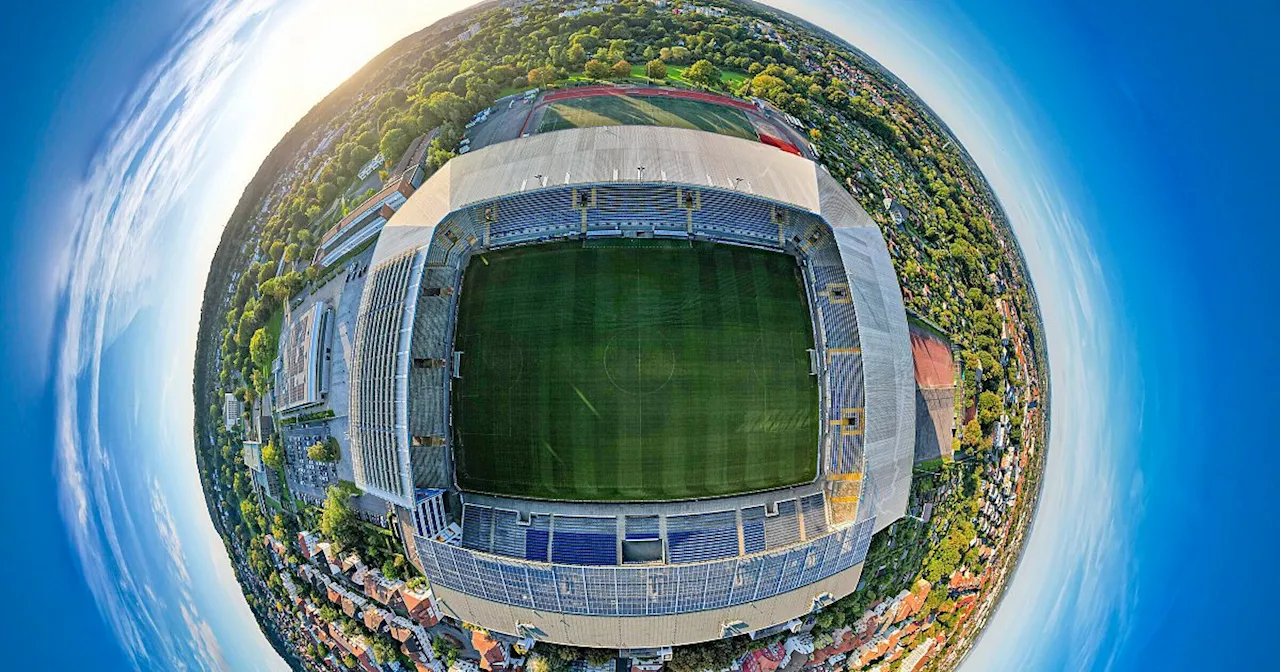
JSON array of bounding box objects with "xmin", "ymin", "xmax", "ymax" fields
[{"xmin": 0, "ymin": 1, "xmax": 1274, "ymax": 670}]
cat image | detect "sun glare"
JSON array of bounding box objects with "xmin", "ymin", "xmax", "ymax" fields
[{"xmin": 254, "ymin": 2, "xmax": 402, "ymax": 106}]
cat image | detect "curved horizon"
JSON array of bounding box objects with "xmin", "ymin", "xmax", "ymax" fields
[{"xmin": 0, "ymin": 0, "xmax": 1273, "ymax": 670}]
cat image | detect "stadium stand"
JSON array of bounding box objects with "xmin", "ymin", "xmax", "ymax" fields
[
  {"xmin": 390, "ymin": 181, "xmax": 888, "ymax": 622},
  {"xmin": 525, "ymin": 514, "xmax": 552, "ymax": 562},
  {"xmin": 461, "ymin": 504, "xmax": 493, "ymax": 552},
  {"xmin": 666, "ymin": 511, "xmax": 740, "ymax": 564},
  {"xmin": 349, "ymin": 250, "xmax": 417, "ymax": 504},
  {"xmin": 491, "ymin": 508, "xmax": 524, "ymax": 558},
  {"xmin": 764, "ymin": 499, "xmax": 802, "ymax": 550},
  {"xmin": 551, "ymin": 516, "xmax": 618, "ymax": 566},
  {"xmin": 801, "ymin": 493, "xmax": 828, "ymax": 539},
  {"xmin": 741, "ymin": 506, "xmax": 767, "ymax": 555},
  {"xmin": 625, "ymin": 515, "xmax": 661, "ymax": 540}
]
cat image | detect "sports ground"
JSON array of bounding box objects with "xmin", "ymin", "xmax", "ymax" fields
[
  {"xmin": 451, "ymin": 240, "xmax": 819, "ymax": 501},
  {"xmin": 535, "ymin": 93, "xmax": 758, "ymax": 141}
]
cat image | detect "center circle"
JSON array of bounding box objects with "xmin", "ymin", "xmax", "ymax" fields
[{"xmin": 603, "ymin": 331, "xmax": 676, "ymax": 395}]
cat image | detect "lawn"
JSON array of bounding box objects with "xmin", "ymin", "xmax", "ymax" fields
[
  {"xmin": 628, "ymin": 64, "xmax": 749, "ymax": 88},
  {"xmin": 257, "ymin": 308, "xmax": 284, "ymax": 387},
  {"xmin": 537, "ymin": 93, "xmax": 758, "ymax": 140},
  {"xmin": 451, "ymin": 240, "xmax": 819, "ymax": 501}
]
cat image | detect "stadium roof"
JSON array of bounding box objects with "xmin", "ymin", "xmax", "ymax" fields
[{"xmin": 377, "ymin": 126, "xmax": 842, "ymax": 265}]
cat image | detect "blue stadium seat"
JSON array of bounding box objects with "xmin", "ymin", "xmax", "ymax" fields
[
  {"xmin": 550, "ymin": 516, "xmax": 618, "ymax": 566},
  {"xmin": 524, "ymin": 514, "xmax": 551, "ymax": 562},
  {"xmin": 666, "ymin": 511, "xmax": 739, "ymax": 564},
  {"xmin": 801, "ymin": 493, "xmax": 828, "ymax": 538},
  {"xmin": 490, "ymin": 509, "xmax": 524, "ymax": 558},
  {"xmin": 461, "ymin": 504, "xmax": 493, "ymax": 552},
  {"xmin": 763, "ymin": 499, "xmax": 801, "ymax": 550},
  {"xmin": 741, "ymin": 506, "xmax": 767, "ymax": 554}
]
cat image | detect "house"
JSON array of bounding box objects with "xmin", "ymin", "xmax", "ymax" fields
[
  {"xmin": 328, "ymin": 622, "xmax": 380, "ymax": 672},
  {"xmin": 356, "ymin": 152, "xmax": 386, "ymax": 181},
  {"xmin": 362, "ymin": 606, "xmax": 390, "ymax": 633},
  {"xmin": 389, "ymin": 617, "xmax": 417, "ymax": 643},
  {"xmin": 364, "ymin": 568, "xmax": 406, "ymax": 606},
  {"xmin": 782, "ymin": 634, "xmax": 814, "ymax": 666},
  {"xmin": 622, "ymin": 647, "xmax": 671, "ymax": 672},
  {"xmin": 401, "ymin": 585, "xmax": 441, "ymax": 627},
  {"xmin": 883, "ymin": 197, "xmax": 911, "ymax": 226},
  {"xmin": 739, "ymin": 641, "xmax": 787, "ymax": 672},
  {"xmin": 341, "ymin": 553, "xmax": 365, "ymax": 575},
  {"xmin": 472, "ymin": 630, "xmax": 518, "ymax": 672},
  {"xmin": 450, "ymin": 660, "xmax": 481, "ymax": 672},
  {"xmin": 297, "ymin": 531, "xmax": 320, "ymax": 560}
]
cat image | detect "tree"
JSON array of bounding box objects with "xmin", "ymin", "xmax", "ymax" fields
[
  {"xmin": 320, "ymin": 484, "xmax": 361, "ymax": 548},
  {"xmin": 283, "ymin": 243, "xmax": 300, "ymax": 264},
  {"xmin": 527, "ymin": 65, "xmax": 556, "ymax": 88},
  {"xmin": 319, "ymin": 605, "xmax": 338, "ymax": 623},
  {"xmin": 610, "ymin": 59, "xmax": 631, "ymax": 79},
  {"xmin": 379, "ymin": 127, "xmax": 411, "ymax": 165},
  {"xmin": 262, "ymin": 441, "xmax": 284, "ymax": 470},
  {"xmin": 425, "ymin": 91, "xmax": 470, "ymax": 125},
  {"xmin": 432, "ymin": 637, "xmax": 460, "ymax": 666},
  {"xmin": 249, "ymin": 327, "xmax": 274, "ymax": 370},
  {"xmin": 978, "ymin": 391, "xmax": 1001, "ymax": 428},
  {"xmin": 961, "ymin": 419, "xmax": 983, "ymax": 452},
  {"xmin": 240, "ymin": 499, "xmax": 257, "ymax": 522},
  {"xmin": 645, "ymin": 59, "xmax": 667, "ymax": 81},
  {"xmin": 566, "ymin": 43, "xmax": 587, "ymax": 67},
  {"xmin": 684, "ymin": 59, "xmax": 720, "ymax": 87},
  {"xmin": 372, "ymin": 639, "xmax": 396, "ymax": 664},
  {"xmin": 750, "ymin": 73, "xmax": 789, "ymax": 101},
  {"xmin": 528, "ymin": 653, "xmax": 571, "ymax": 672},
  {"xmin": 317, "ymin": 182, "xmax": 337, "ymax": 204},
  {"xmin": 584, "ymin": 59, "xmax": 610, "ymax": 80},
  {"xmin": 307, "ymin": 437, "xmax": 340, "ymax": 463}
]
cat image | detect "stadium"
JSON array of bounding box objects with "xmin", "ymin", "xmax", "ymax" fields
[{"xmin": 346, "ymin": 121, "xmax": 915, "ymax": 649}]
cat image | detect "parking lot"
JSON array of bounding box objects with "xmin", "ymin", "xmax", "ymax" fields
[
  {"xmin": 282, "ymin": 424, "xmax": 337, "ymax": 498},
  {"xmin": 461, "ymin": 91, "xmax": 538, "ymax": 153}
]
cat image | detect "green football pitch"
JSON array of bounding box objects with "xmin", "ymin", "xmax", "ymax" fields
[
  {"xmin": 537, "ymin": 94, "xmax": 758, "ymax": 141},
  {"xmin": 451, "ymin": 240, "xmax": 819, "ymax": 501}
]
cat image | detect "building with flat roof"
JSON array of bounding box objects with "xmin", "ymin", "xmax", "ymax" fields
[
  {"xmin": 223, "ymin": 392, "xmax": 242, "ymax": 431},
  {"xmin": 275, "ymin": 301, "xmax": 333, "ymax": 414},
  {"xmin": 315, "ymin": 165, "xmax": 425, "ymax": 268},
  {"xmin": 345, "ymin": 126, "xmax": 914, "ymax": 648},
  {"xmin": 243, "ymin": 440, "xmax": 263, "ymax": 472}
]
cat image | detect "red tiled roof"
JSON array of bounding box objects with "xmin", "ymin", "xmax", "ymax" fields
[{"xmin": 473, "ymin": 631, "xmax": 509, "ymax": 671}]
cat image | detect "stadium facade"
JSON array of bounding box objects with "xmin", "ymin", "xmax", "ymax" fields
[{"xmin": 347, "ymin": 126, "xmax": 914, "ymax": 648}]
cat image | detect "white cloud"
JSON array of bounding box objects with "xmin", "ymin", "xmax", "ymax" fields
[
  {"xmin": 50, "ymin": 0, "xmax": 475, "ymax": 669},
  {"xmin": 53, "ymin": 1, "xmax": 282, "ymax": 669},
  {"xmin": 757, "ymin": 2, "xmax": 1137, "ymax": 668}
]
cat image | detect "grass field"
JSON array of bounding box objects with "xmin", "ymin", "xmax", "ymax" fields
[
  {"xmin": 452, "ymin": 240, "xmax": 818, "ymax": 501},
  {"xmin": 627, "ymin": 64, "xmax": 749, "ymax": 88},
  {"xmin": 537, "ymin": 94, "xmax": 758, "ymax": 140}
]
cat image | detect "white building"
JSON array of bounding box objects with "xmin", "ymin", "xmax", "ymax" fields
[
  {"xmin": 223, "ymin": 393, "xmax": 242, "ymax": 431},
  {"xmin": 275, "ymin": 301, "xmax": 332, "ymax": 414},
  {"xmin": 357, "ymin": 152, "xmax": 386, "ymax": 181},
  {"xmin": 412, "ymin": 488, "xmax": 449, "ymax": 539}
]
